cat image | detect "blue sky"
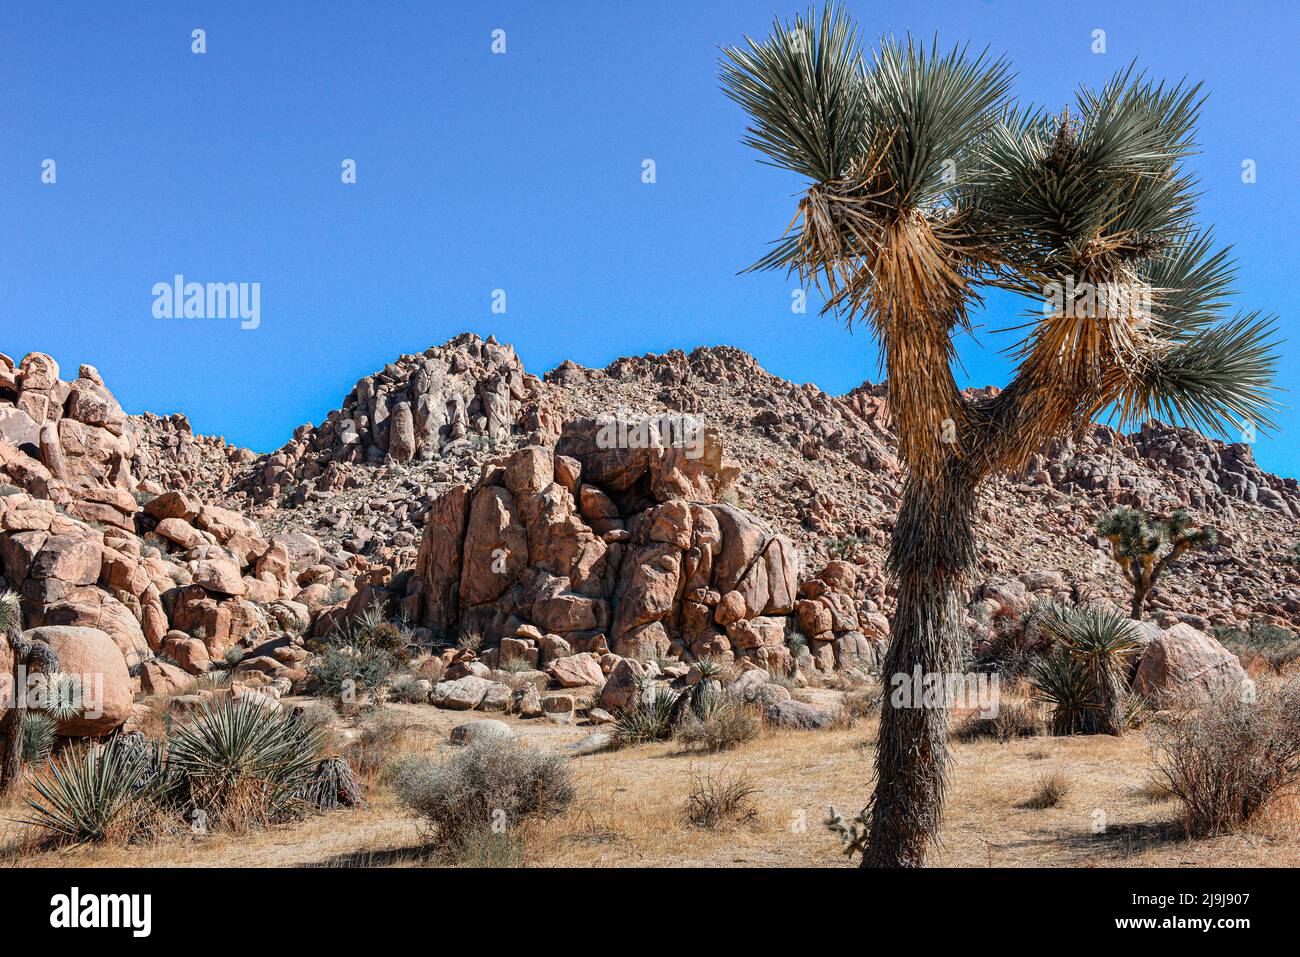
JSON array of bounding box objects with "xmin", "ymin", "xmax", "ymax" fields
[{"xmin": 3, "ymin": 1, "xmax": 1296, "ymax": 475}]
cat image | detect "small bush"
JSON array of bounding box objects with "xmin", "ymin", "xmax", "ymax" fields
[
  {"xmin": 310, "ymin": 642, "xmax": 397, "ymax": 708},
  {"xmin": 611, "ymin": 686, "xmax": 678, "ymax": 747},
  {"xmin": 953, "ymin": 700, "xmax": 1046, "ymax": 743},
  {"xmin": 1020, "ymin": 769, "xmax": 1071, "ymax": 809},
  {"xmin": 834, "ymin": 686, "xmax": 882, "ymax": 728},
  {"xmin": 388, "ymin": 673, "xmax": 430, "ymax": 704},
  {"xmin": 1147, "ymin": 679, "xmax": 1300, "ymax": 836},
  {"xmin": 344, "ymin": 712, "xmax": 408, "ymax": 779},
  {"xmin": 676, "ymin": 698, "xmax": 760, "ymax": 753},
  {"xmin": 456, "ymin": 629, "xmax": 484, "ymax": 654},
  {"xmin": 684, "ymin": 770, "xmax": 759, "ymax": 828},
  {"xmin": 392, "ymin": 737, "xmax": 574, "ymax": 855},
  {"xmin": 691, "ymin": 658, "xmax": 726, "ymax": 681}
]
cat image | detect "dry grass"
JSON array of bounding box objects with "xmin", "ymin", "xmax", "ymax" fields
[
  {"xmin": 1020, "ymin": 768, "xmax": 1072, "ymax": 809},
  {"xmin": 684, "ymin": 770, "xmax": 760, "ymax": 829},
  {"xmin": 3, "ymin": 692, "xmax": 1300, "ymax": 867}
]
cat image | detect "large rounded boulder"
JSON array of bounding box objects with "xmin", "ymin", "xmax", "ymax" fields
[{"xmin": 24, "ymin": 625, "xmax": 133, "ymax": 736}]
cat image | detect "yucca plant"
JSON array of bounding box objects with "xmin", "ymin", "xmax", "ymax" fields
[
  {"xmin": 1042, "ymin": 603, "xmax": 1141, "ymax": 735},
  {"xmin": 1097, "ymin": 507, "xmax": 1218, "ymax": 619},
  {"xmin": 692, "ymin": 657, "xmax": 726, "ymax": 681},
  {"xmin": 1030, "ymin": 604, "xmax": 1141, "ymax": 735},
  {"xmin": 722, "ymin": 3, "xmax": 1278, "ymax": 866},
  {"xmin": 1030, "ymin": 648, "xmax": 1101, "ymax": 736},
  {"xmin": 301, "ymin": 755, "xmax": 363, "ymax": 811},
  {"xmin": 167, "ymin": 697, "xmax": 323, "ymax": 829},
  {"xmin": 611, "ymin": 686, "xmax": 679, "ymax": 748},
  {"xmin": 23, "ymin": 738, "xmax": 163, "ymax": 845}
]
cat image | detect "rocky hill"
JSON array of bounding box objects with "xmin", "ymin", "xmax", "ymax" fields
[
  {"xmin": 4, "ymin": 334, "xmax": 1299, "ymax": 653},
  {"xmin": 218, "ymin": 333, "xmax": 1300, "ymax": 634}
]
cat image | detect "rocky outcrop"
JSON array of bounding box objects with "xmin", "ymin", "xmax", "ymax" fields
[
  {"xmin": 403, "ymin": 423, "xmax": 879, "ymax": 672},
  {"xmin": 240, "ymin": 334, "xmax": 542, "ymax": 506}
]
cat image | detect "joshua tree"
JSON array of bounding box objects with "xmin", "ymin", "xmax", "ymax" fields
[
  {"xmin": 721, "ymin": 5, "xmax": 1278, "ymax": 866},
  {"xmin": 1097, "ymin": 507, "xmax": 1218, "ymax": 619},
  {"xmin": 1, "ymin": 591, "xmax": 60, "ymax": 794}
]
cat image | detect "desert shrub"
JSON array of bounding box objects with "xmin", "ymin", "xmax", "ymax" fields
[
  {"xmin": 1147, "ymin": 679, "xmax": 1300, "ymax": 836},
  {"xmin": 343, "ymin": 712, "xmax": 408, "ymax": 779},
  {"xmin": 310, "ymin": 642, "xmax": 397, "ymax": 708},
  {"xmin": 450, "ymin": 828, "xmax": 527, "ymax": 867},
  {"xmin": 290, "ymin": 699, "xmax": 342, "ymax": 753},
  {"xmin": 392, "ymin": 737, "xmax": 574, "ymax": 855},
  {"xmin": 684, "ymin": 770, "xmax": 759, "ymax": 828},
  {"xmin": 456, "ymin": 629, "xmax": 484, "ymax": 654},
  {"xmin": 786, "ymin": 631, "xmax": 808, "ymax": 660},
  {"xmin": 612, "ymin": 686, "xmax": 678, "ymax": 747},
  {"xmin": 834, "ymin": 686, "xmax": 882, "ymax": 728},
  {"xmin": 968, "ymin": 599, "xmax": 1059, "ymax": 677},
  {"xmin": 1216, "ymin": 620, "xmax": 1300, "ymax": 675},
  {"xmin": 497, "ymin": 655, "xmax": 534, "ymax": 674},
  {"xmin": 1030, "ymin": 648, "xmax": 1098, "ymax": 735},
  {"xmin": 1029, "ymin": 604, "xmax": 1141, "ymax": 737},
  {"xmin": 953, "ymin": 700, "xmax": 1046, "ymax": 742},
  {"xmin": 167, "ymin": 697, "xmax": 323, "ymax": 830},
  {"xmin": 23, "ymin": 738, "xmax": 170, "ymax": 845},
  {"xmin": 676, "ymin": 698, "xmax": 760, "ymax": 753},
  {"xmin": 1021, "ymin": 768, "xmax": 1072, "ymax": 809},
  {"xmin": 21, "ymin": 712, "xmax": 58, "ymax": 764},
  {"xmin": 691, "ymin": 657, "xmax": 726, "ymax": 681}
]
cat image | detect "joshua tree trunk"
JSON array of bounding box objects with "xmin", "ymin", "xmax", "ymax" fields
[
  {"xmin": 0, "ymin": 633, "xmax": 58, "ymax": 795},
  {"xmin": 0, "ymin": 657, "xmax": 25, "ymax": 794},
  {"xmin": 1129, "ymin": 588, "xmax": 1146, "ymax": 621},
  {"xmin": 863, "ymin": 472, "xmax": 977, "ymax": 867}
]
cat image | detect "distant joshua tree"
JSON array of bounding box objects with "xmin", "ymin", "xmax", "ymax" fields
[
  {"xmin": 721, "ymin": 4, "xmax": 1278, "ymax": 866},
  {"xmin": 1096, "ymin": 507, "xmax": 1218, "ymax": 619}
]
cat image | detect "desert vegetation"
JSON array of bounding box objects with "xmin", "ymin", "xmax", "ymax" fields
[{"xmin": 720, "ymin": 3, "xmax": 1279, "ymax": 866}]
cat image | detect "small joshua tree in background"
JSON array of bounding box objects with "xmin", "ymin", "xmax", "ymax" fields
[{"xmin": 1096, "ymin": 507, "xmax": 1218, "ymax": 620}]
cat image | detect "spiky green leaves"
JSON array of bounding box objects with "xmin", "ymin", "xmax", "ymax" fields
[
  {"xmin": 0, "ymin": 590, "xmax": 20, "ymax": 638},
  {"xmin": 719, "ymin": 4, "xmax": 870, "ymax": 183},
  {"xmin": 968, "ymin": 65, "xmax": 1204, "ymax": 273},
  {"xmin": 1031, "ymin": 603, "xmax": 1140, "ymax": 735},
  {"xmin": 859, "ymin": 37, "xmax": 1012, "ymax": 210},
  {"xmin": 1123, "ymin": 311, "xmax": 1280, "ymax": 435},
  {"xmin": 167, "ymin": 697, "xmax": 324, "ymax": 825},
  {"xmin": 24, "ymin": 738, "xmax": 165, "ymax": 844}
]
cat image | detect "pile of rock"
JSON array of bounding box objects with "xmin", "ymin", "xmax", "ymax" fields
[
  {"xmin": 0, "ymin": 352, "xmax": 248, "ymax": 524},
  {"xmin": 241, "ymin": 334, "xmax": 544, "ymax": 506},
  {"xmin": 402, "ymin": 417, "xmax": 884, "ymax": 675}
]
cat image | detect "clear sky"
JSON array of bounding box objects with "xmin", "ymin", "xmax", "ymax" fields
[{"xmin": 3, "ymin": 1, "xmax": 1296, "ymax": 476}]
